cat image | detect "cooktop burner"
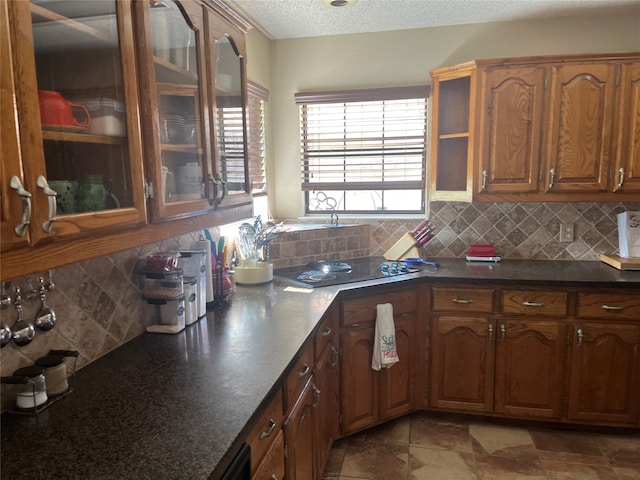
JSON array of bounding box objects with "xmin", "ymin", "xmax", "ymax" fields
[{"xmin": 275, "ymin": 257, "xmax": 417, "ymax": 288}]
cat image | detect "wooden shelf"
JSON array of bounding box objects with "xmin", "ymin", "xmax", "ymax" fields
[
  {"xmin": 42, "ymin": 130, "xmax": 126, "ymax": 145},
  {"xmin": 439, "ymin": 132, "xmax": 470, "ymax": 140},
  {"xmin": 31, "ymin": 3, "xmax": 112, "ymax": 44}
]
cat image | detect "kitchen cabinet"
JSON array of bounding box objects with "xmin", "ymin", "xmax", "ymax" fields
[
  {"xmin": 430, "ymin": 286, "xmax": 567, "ymax": 420},
  {"xmin": 1, "ymin": 0, "xmax": 252, "ymax": 280},
  {"xmin": 312, "ymin": 307, "xmax": 340, "ymax": 477},
  {"xmin": 430, "ymin": 52, "xmax": 640, "ymax": 202},
  {"xmin": 614, "ymin": 61, "xmax": 640, "ymax": 193},
  {"xmin": 284, "ymin": 377, "xmax": 317, "ymax": 480},
  {"xmin": 477, "ymin": 65, "xmax": 546, "ymax": 196},
  {"xmin": 247, "ymin": 389, "xmax": 284, "ymax": 478},
  {"xmin": 567, "ymin": 291, "xmax": 640, "ymax": 425},
  {"xmin": 340, "ymin": 287, "xmax": 417, "ymax": 435},
  {"xmin": 134, "ymin": 0, "xmax": 251, "ymax": 222},
  {"xmin": 544, "ymin": 62, "xmax": 617, "ymax": 194},
  {"xmin": 3, "ymin": 0, "xmax": 147, "ymax": 248}
]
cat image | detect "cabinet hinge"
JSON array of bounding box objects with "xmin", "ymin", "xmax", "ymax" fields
[
  {"xmin": 566, "ymin": 332, "xmax": 571, "ymax": 345},
  {"xmin": 616, "ymin": 74, "xmax": 620, "ymax": 87},
  {"xmin": 284, "ymin": 444, "xmax": 288, "ymax": 459},
  {"xmin": 339, "ymin": 414, "xmax": 343, "ymax": 424},
  {"xmin": 562, "ymin": 396, "xmax": 567, "ymax": 411},
  {"xmin": 144, "ymin": 181, "xmax": 154, "ymax": 199},
  {"xmin": 426, "ymin": 387, "xmax": 430, "ymax": 398},
  {"xmin": 339, "ymin": 346, "xmax": 343, "ymax": 357},
  {"xmin": 426, "ymin": 323, "xmax": 431, "ymax": 337},
  {"xmin": 544, "ymin": 78, "xmax": 548, "ymax": 89}
]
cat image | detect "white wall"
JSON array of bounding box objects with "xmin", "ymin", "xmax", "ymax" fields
[{"xmin": 246, "ymin": 13, "xmax": 640, "ymax": 219}]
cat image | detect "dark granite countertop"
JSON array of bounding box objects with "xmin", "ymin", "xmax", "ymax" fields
[{"xmin": 2, "ymin": 258, "xmax": 638, "ymax": 479}]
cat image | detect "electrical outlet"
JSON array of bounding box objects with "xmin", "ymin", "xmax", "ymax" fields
[{"xmin": 559, "ymin": 223, "xmax": 574, "ymax": 243}]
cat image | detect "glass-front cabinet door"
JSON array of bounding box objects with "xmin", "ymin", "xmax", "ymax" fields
[
  {"xmin": 207, "ymin": 8, "xmax": 251, "ymax": 209},
  {"xmin": 136, "ymin": 0, "xmax": 212, "ymax": 221},
  {"xmin": 4, "ymin": 0, "xmax": 146, "ymax": 247}
]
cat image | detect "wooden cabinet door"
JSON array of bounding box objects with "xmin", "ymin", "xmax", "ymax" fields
[
  {"xmin": 252, "ymin": 429, "xmax": 285, "ymax": 480},
  {"xmin": 340, "ymin": 326, "xmax": 378, "ymax": 435},
  {"xmin": 379, "ymin": 315, "xmax": 416, "ymax": 420},
  {"xmin": 313, "ymin": 342, "xmax": 340, "ymax": 477},
  {"xmin": 478, "ymin": 65, "xmax": 546, "ymax": 196},
  {"xmin": 1, "ymin": 0, "xmax": 30, "ymax": 250},
  {"xmin": 430, "ymin": 316, "xmax": 495, "ymax": 412},
  {"xmin": 614, "ymin": 62, "xmax": 640, "ymax": 193},
  {"xmin": 8, "ymin": 0, "xmax": 146, "ymax": 246},
  {"xmin": 567, "ymin": 323, "xmax": 640, "ymax": 425},
  {"xmin": 544, "ymin": 62, "xmax": 618, "ymax": 193},
  {"xmin": 494, "ymin": 320, "xmax": 566, "ymax": 419},
  {"xmin": 284, "ymin": 378, "xmax": 316, "ymax": 480}
]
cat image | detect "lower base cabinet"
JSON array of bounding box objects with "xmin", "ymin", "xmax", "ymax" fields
[
  {"xmin": 252, "ymin": 429, "xmax": 285, "ymax": 480},
  {"xmin": 340, "ymin": 316, "xmax": 416, "ymax": 435},
  {"xmin": 567, "ymin": 322, "xmax": 640, "ymax": 425},
  {"xmin": 284, "ymin": 378, "xmax": 317, "ymax": 480}
]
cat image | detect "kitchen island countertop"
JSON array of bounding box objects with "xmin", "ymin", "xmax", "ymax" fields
[{"xmin": 1, "ymin": 258, "xmax": 638, "ymax": 479}]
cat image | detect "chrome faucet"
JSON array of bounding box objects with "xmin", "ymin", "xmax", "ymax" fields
[{"xmin": 330, "ymin": 212, "xmax": 339, "ymax": 227}]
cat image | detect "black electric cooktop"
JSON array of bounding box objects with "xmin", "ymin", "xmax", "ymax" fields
[{"xmin": 274, "ymin": 257, "xmax": 417, "ymax": 288}]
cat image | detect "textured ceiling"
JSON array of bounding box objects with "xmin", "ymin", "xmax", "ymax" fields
[{"xmin": 226, "ymin": 0, "xmax": 640, "ymax": 39}]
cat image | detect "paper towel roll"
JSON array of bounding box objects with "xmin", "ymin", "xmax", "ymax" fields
[{"xmin": 194, "ymin": 239, "xmax": 214, "ymax": 304}]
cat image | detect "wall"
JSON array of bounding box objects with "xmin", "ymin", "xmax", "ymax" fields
[{"xmin": 264, "ymin": 14, "xmax": 640, "ymax": 218}]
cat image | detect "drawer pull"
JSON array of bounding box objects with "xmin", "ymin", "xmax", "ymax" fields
[
  {"xmin": 271, "ymin": 476, "xmax": 278, "ymax": 480},
  {"xmin": 601, "ymin": 304, "xmax": 624, "ymax": 311},
  {"xmin": 298, "ymin": 363, "xmax": 310, "ymax": 378},
  {"xmin": 453, "ymin": 298, "xmax": 473, "ymax": 304},
  {"xmin": 259, "ymin": 419, "xmax": 276, "ymax": 440},
  {"xmin": 577, "ymin": 328, "xmax": 584, "ymax": 347},
  {"xmin": 522, "ymin": 301, "xmax": 545, "ymax": 307},
  {"xmin": 322, "ymin": 327, "xmax": 332, "ymax": 336},
  {"xmin": 488, "ymin": 324, "xmax": 493, "ymax": 342},
  {"xmin": 399, "ymin": 312, "xmax": 410, "ymax": 317}
]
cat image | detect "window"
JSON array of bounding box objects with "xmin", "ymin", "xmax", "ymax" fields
[
  {"xmin": 296, "ymin": 86, "xmax": 429, "ymax": 214},
  {"xmin": 247, "ymin": 81, "xmax": 268, "ymax": 196}
]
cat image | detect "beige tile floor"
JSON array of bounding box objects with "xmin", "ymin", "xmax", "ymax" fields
[{"xmin": 322, "ymin": 412, "xmax": 640, "ymax": 480}]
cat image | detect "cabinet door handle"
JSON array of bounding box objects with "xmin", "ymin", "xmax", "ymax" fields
[
  {"xmin": 298, "ymin": 363, "xmax": 310, "ymax": 378},
  {"xmin": 322, "ymin": 327, "xmax": 332, "ymax": 336},
  {"xmin": 37, "ymin": 175, "xmax": 57, "ymax": 232},
  {"xmin": 488, "ymin": 324, "xmax": 493, "ymax": 342},
  {"xmin": 259, "ymin": 419, "xmax": 276, "ymax": 440},
  {"xmin": 331, "ymin": 345, "xmax": 339, "ymax": 367},
  {"xmin": 481, "ymin": 170, "xmax": 488, "ymax": 191},
  {"xmin": 548, "ymin": 168, "xmax": 556, "ymax": 189},
  {"xmin": 500, "ymin": 324, "xmax": 506, "ymax": 342},
  {"xmin": 271, "ymin": 476, "xmax": 278, "ymax": 480},
  {"xmin": 576, "ymin": 328, "xmax": 583, "ymax": 347},
  {"xmin": 601, "ymin": 304, "xmax": 624, "ymax": 311},
  {"xmin": 453, "ymin": 298, "xmax": 473, "ymax": 304},
  {"xmin": 522, "ymin": 301, "xmax": 545, "ymax": 307},
  {"xmin": 312, "ymin": 383, "xmax": 321, "ymax": 407},
  {"xmin": 618, "ymin": 167, "xmax": 626, "ymax": 188},
  {"xmin": 9, "ymin": 176, "xmax": 32, "ymax": 237}
]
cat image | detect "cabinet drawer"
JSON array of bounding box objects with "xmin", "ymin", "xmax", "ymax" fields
[
  {"xmin": 431, "ymin": 287, "xmax": 495, "ymax": 313},
  {"xmin": 314, "ymin": 311, "xmax": 338, "ymax": 363},
  {"xmin": 248, "ymin": 389, "xmax": 284, "ymax": 474},
  {"xmin": 341, "ymin": 288, "xmax": 417, "ymax": 328},
  {"xmin": 577, "ymin": 292, "xmax": 640, "ymax": 320},
  {"xmin": 502, "ymin": 290, "xmax": 569, "ymax": 316},
  {"xmin": 285, "ymin": 345, "xmax": 314, "ymax": 412}
]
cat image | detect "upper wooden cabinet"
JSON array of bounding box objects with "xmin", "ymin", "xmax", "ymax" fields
[
  {"xmin": 1, "ymin": 0, "xmax": 252, "ymax": 280},
  {"xmin": 3, "ymin": 0, "xmax": 147, "ymax": 248},
  {"xmin": 134, "ymin": 0, "xmax": 252, "ymax": 222},
  {"xmin": 430, "ymin": 52, "xmax": 640, "ymax": 202}
]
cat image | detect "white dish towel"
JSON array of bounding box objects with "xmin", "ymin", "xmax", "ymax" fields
[{"xmin": 371, "ymin": 303, "xmax": 399, "ymax": 371}]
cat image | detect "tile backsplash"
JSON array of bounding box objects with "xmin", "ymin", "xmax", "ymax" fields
[{"xmin": 1, "ymin": 200, "xmax": 636, "ymax": 411}]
